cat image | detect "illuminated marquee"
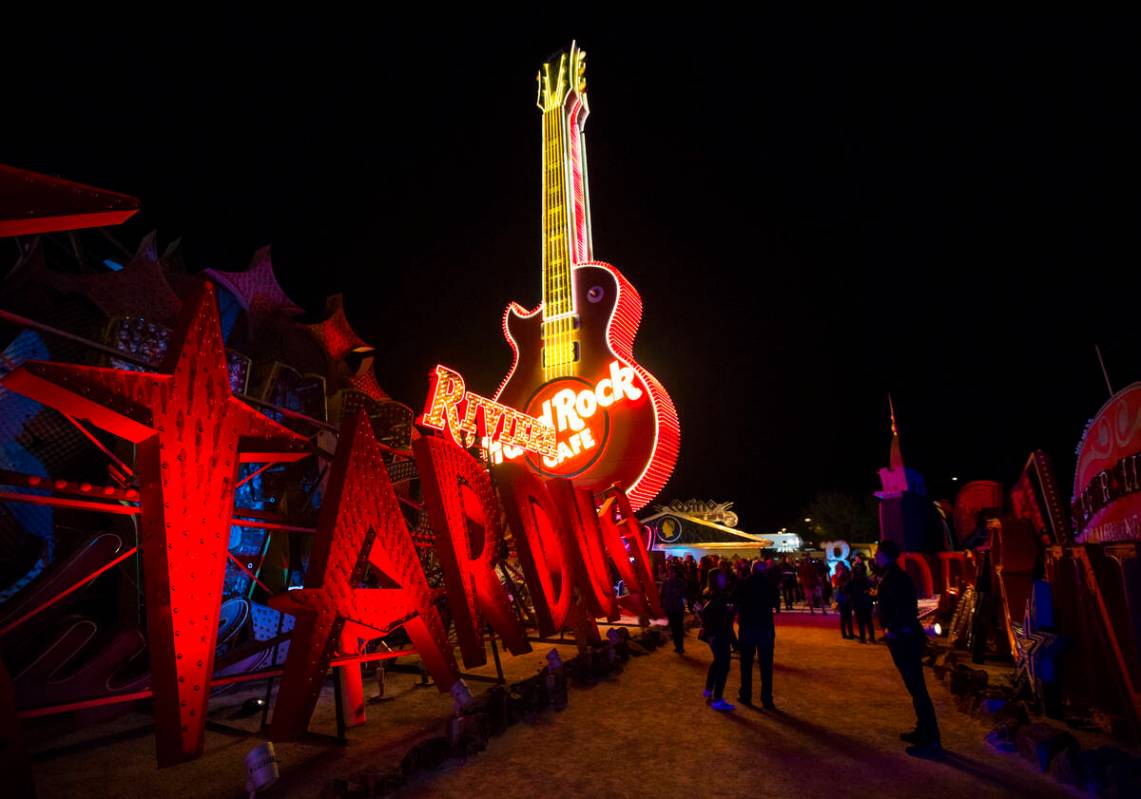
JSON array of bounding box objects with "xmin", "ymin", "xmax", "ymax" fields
[{"xmin": 418, "ymin": 364, "xmax": 556, "ymax": 458}]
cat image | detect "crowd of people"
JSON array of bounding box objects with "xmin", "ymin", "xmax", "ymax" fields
[
  {"xmin": 655, "ymin": 542, "xmax": 942, "ymax": 759},
  {"xmin": 655, "ymin": 551, "xmax": 877, "ymax": 641}
]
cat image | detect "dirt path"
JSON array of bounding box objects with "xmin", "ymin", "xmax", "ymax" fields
[{"xmin": 396, "ymin": 614, "xmax": 1074, "ymax": 799}]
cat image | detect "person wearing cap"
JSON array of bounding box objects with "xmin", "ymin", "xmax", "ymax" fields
[{"xmin": 875, "ymin": 540, "xmax": 942, "ymax": 758}]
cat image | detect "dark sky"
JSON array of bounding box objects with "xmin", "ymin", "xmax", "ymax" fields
[{"xmin": 5, "ymin": 14, "xmax": 1140, "ymax": 532}]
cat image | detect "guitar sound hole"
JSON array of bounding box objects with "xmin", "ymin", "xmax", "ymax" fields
[{"xmin": 587, "ymin": 286, "xmax": 604, "ymax": 303}]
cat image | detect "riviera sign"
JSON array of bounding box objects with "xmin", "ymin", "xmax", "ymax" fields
[{"xmin": 418, "ymin": 364, "xmax": 556, "ymax": 458}]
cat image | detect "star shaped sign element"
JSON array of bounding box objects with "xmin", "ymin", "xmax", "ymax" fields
[{"xmin": 0, "ymin": 280, "xmax": 310, "ymax": 766}]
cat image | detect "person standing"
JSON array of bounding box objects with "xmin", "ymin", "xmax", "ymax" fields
[
  {"xmin": 798, "ymin": 557, "xmax": 824, "ymax": 614},
  {"xmin": 660, "ymin": 564, "xmax": 688, "ymax": 654},
  {"xmin": 735, "ymin": 561, "xmax": 777, "ymax": 709},
  {"xmin": 875, "ymin": 540, "xmax": 942, "ymax": 758},
  {"xmin": 764, "ymin": 558, "xmax": 783, "ymax": 614},
  {"xmin": 684, "ymin": 555, "xmax": 699, "ymax": 613},
  {"xmin": 833, "ymin": 562, "xmax": 854, "ymax": 639},
  {"xmin": 780, "ymin": 557, "xmax": 796, "ymax": 610},
  {"xmin": 817, "ymin": 557, "xmax": 833, "ymax": 608},
  {"xmin": 849, "ymin": 561, "xmax": 877, "ymax": 643},
  {"xmin": 700, "ymin": 566, "xmax": 735, "ymax": 711}
]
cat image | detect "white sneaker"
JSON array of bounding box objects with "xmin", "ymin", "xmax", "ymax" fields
[{"xmin": 710, "ymin": 699, "xmax": 735, "ymax": 711}]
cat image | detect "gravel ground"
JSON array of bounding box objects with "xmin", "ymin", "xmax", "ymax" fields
[
  {"xmin": 396, "ymin": 613, "xmax": 1075, "ymax": 799},
  {"xmin": 25, "ymin": 612, "xmax": 1076, "ymax": 798}
]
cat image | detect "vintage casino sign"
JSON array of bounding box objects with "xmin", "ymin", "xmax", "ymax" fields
[
  {"xmin": 419, "ymin": 364, "xmax": 556, "ymax": 459},
  {"xmin": 1072, "ymin": 382, "xmax": 1141, "ymax": 543},
  {"xmin": 0, "ymin": 287, "xmax": 662, "ymax": 766}
]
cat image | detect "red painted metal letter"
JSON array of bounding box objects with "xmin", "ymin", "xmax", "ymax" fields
[
  {"xmin": 414, "ymin": 435, "xmax": 531, "ymax": 667},
  {"xmin": 496, "ymin": 463, "xmax": 574, "ymax": 636},
  {"xmin": 547, "ymin": 479, "xmax": 619, "ymax": 621},
  {"xmin": 269, "ymin": 411, "xmax": 458, "ymax": 740}
]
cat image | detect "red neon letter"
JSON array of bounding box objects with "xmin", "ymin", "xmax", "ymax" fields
[
  {"xmin": 495, "ymin": 463, "xmax": 574, "ymax": 636},
  {"xmin": 269, "ymin": 411, "xmax": 458, "ymax": 740},
  {"xmin": 414, "ymin": 435, "xmax": 531, "ymax": 667}
]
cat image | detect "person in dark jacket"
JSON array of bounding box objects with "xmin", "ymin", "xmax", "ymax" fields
[
  {"xmin": 683, "ymin": 555, "xmax": 699, "ymax": 613},
  {"xmin": 765, "ymin": 558, "xmax": 783, "ymax": 614},
  {"xmin": 659, "ymin": 563, "xmax": 688, "ymax": 654},
  {"xmin": 833, "ymin": 561, "xmax": 854, "ymax": 639},
  {"xmin": 779, "ymin": 557, "xmax": 796, "ymax": 610},
  {"xmin": 735, "ymin": 561, "xmax": 777, "ymax": 709},
  {"xmin": 701, "ymin": 566, "xmax": 735, "ymax": 711},
  {"xmin": 849, "ymin": 561, "xmax": 876, "ymax": 643},
  {"xmin": 875, "ymin": 540, "xmax": 942, "ymax": 758}
]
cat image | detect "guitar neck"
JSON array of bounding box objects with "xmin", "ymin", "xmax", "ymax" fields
[
  {"xmin": 541, "ymin": 94, "xmax": 591, "ymax": 321},
  {"xmin": 538, "ymin": 46, "xmax": 592, "ymax": 380}
]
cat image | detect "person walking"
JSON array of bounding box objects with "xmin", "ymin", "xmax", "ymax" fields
[
  {"xmin": 735, "ymin": 561, "xmax": 777, "ymax": 709},
  {"xmin": 875, "ymin": 540, "xmax": 942, "ymax": 758},
  {"xmin": 700, "ymin": 566, "xmax": 735, "ymax": 711},
  {"xmin": 833, "ymin": 561, "xmax": 854, "ymax": 639},
  {"xmin": 660, "ymin": 563, "xmax": 688, "ymax": 654},
  {"xmin": 849, "ymin": 561, "xmax": 877, "ymax": 643}
]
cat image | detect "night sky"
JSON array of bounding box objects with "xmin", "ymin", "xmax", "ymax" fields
[{"xmin": 5, "ymin": 15, "xmax": 1140, "ymax": 532}]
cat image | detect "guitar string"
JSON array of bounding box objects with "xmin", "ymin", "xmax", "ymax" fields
[
  {"xmin": 546, "ymin": 105, "xmax": 558, "ymax": 379},
  {"xmin": 546, "ymin": 100, "xmax": 563, "ymax": 379},
  {"xmin": 542, "ymin": 105, "xmax": 549, "ymax": 377},
  {"xmin": 557, "ymin": 103, "xmax": 566, "ymax": 378},
  {"xmin": 556, "ymin": 80, "xmax": 570, "ymax": 378}
]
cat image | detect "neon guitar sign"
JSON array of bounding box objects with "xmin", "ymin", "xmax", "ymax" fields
[{"xmin": 494, "ymin": 42, "xmax": 679, "ymax": 510}]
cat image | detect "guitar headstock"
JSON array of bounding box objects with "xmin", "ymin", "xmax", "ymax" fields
[{"xmin": 536, "ymin": 41, "xmax": 587, "ymax": 112}]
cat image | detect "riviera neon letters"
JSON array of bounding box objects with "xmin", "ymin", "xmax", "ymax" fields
[{"xmin": 419, "ymin": 364, "xmax": 556, "ymax": 458}]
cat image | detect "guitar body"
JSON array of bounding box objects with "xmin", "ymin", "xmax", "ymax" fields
[
  {"xmin": 495, "ymin": 261, "xmax": 679, "ymax": 510},
  {"xmin": 492, "ymin": 44, "xmax": 679, "ymax": 511}
]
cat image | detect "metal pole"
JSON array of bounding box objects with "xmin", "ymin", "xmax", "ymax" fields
[
  {"xmin": 487, "ymin": 625, "xmax": 505, "ymax": 684},
  {"xmin": 1095, "ymin": 345, "xmax": 1114, "ymax": 398},
  {"xmin": 332, "ymin": 668, "xmax": 347, "ymax": 744},
  {"xmin": 260, "ymin": 611, "xmax": 286, "ymax": 731}
]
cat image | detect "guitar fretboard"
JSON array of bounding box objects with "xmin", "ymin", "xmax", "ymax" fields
[
  {"xmin": 542, "ymin": 104, "xmax": 575, "ymax": 378},
  {"xmin": 539, "ymin": 48, "xmax": 591, "ymax": 381}
]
